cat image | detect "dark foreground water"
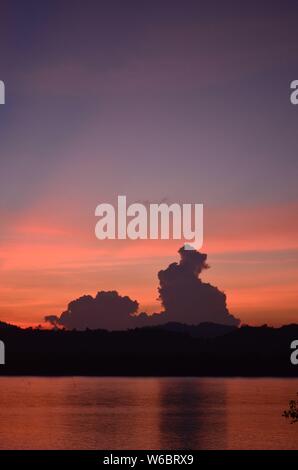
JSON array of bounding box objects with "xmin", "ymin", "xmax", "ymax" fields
[{"xmin": 0, "ymin": 377, "xmax": 297, "ymax": 449}]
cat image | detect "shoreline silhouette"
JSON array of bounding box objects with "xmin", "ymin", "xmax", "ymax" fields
[{"xmin": 0, "ymin": 321, "xmax": 297, "ymax": 377}]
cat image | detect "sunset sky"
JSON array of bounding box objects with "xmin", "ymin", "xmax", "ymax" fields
[{"xmin": 0, "ymin": 1, "xmax": 297, "ymax": 327}]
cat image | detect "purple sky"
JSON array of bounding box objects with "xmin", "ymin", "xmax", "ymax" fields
[{"xmin": 0, "ymin": 1, "xmax": 297, "ymax": 326}]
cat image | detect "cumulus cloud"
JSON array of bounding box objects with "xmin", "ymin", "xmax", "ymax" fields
[
  {"xmin": 45, "ymin": 291, "xmax": 138, "ymax": 330},
  {"xmin": 45, "ymin": 246, "xmax": 239, "ymax": 330},
  {"xmin": 157, "ymin": 246, "xmax": 240, "ymax": 326}
]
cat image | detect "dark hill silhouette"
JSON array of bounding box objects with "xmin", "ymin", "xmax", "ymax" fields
[
  {"xmin": 0, "ymin": 322, "xmax": 297, "ymax": 376},
  {"xmin": 0, "ymin": 320, "xmax": 20, "ymax": 330},
  {"xmin": 148, "ymin": 321, "xmax": 237, "ymax": 338}
]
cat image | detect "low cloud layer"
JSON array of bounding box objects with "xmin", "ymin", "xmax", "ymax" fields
[
  {"xmin": 45, "ymin": 291, "xmax": 138, "ymax": 330},
  {"xmin": 45, "ymin": 246, "xmax": 240, "ymax": 329}
]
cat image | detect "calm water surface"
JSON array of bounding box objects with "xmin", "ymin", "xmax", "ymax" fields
[{"xmin": 0, "ymin": 377, "xmax": 297, "ymax": 449}]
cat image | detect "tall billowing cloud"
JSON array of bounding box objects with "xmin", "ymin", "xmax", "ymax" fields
[
  {"xmin": 157, "ymin": 246, "xmax": 240, "ymax": 326},
  {"xmin": 45, "ymin": 246, "xmax": 239, "ymax": 329}
]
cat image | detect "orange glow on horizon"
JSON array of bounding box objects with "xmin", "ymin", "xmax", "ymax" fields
[{"xmin": 0, "ymin": 202, "xmax": 297, "ymax": 327}]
